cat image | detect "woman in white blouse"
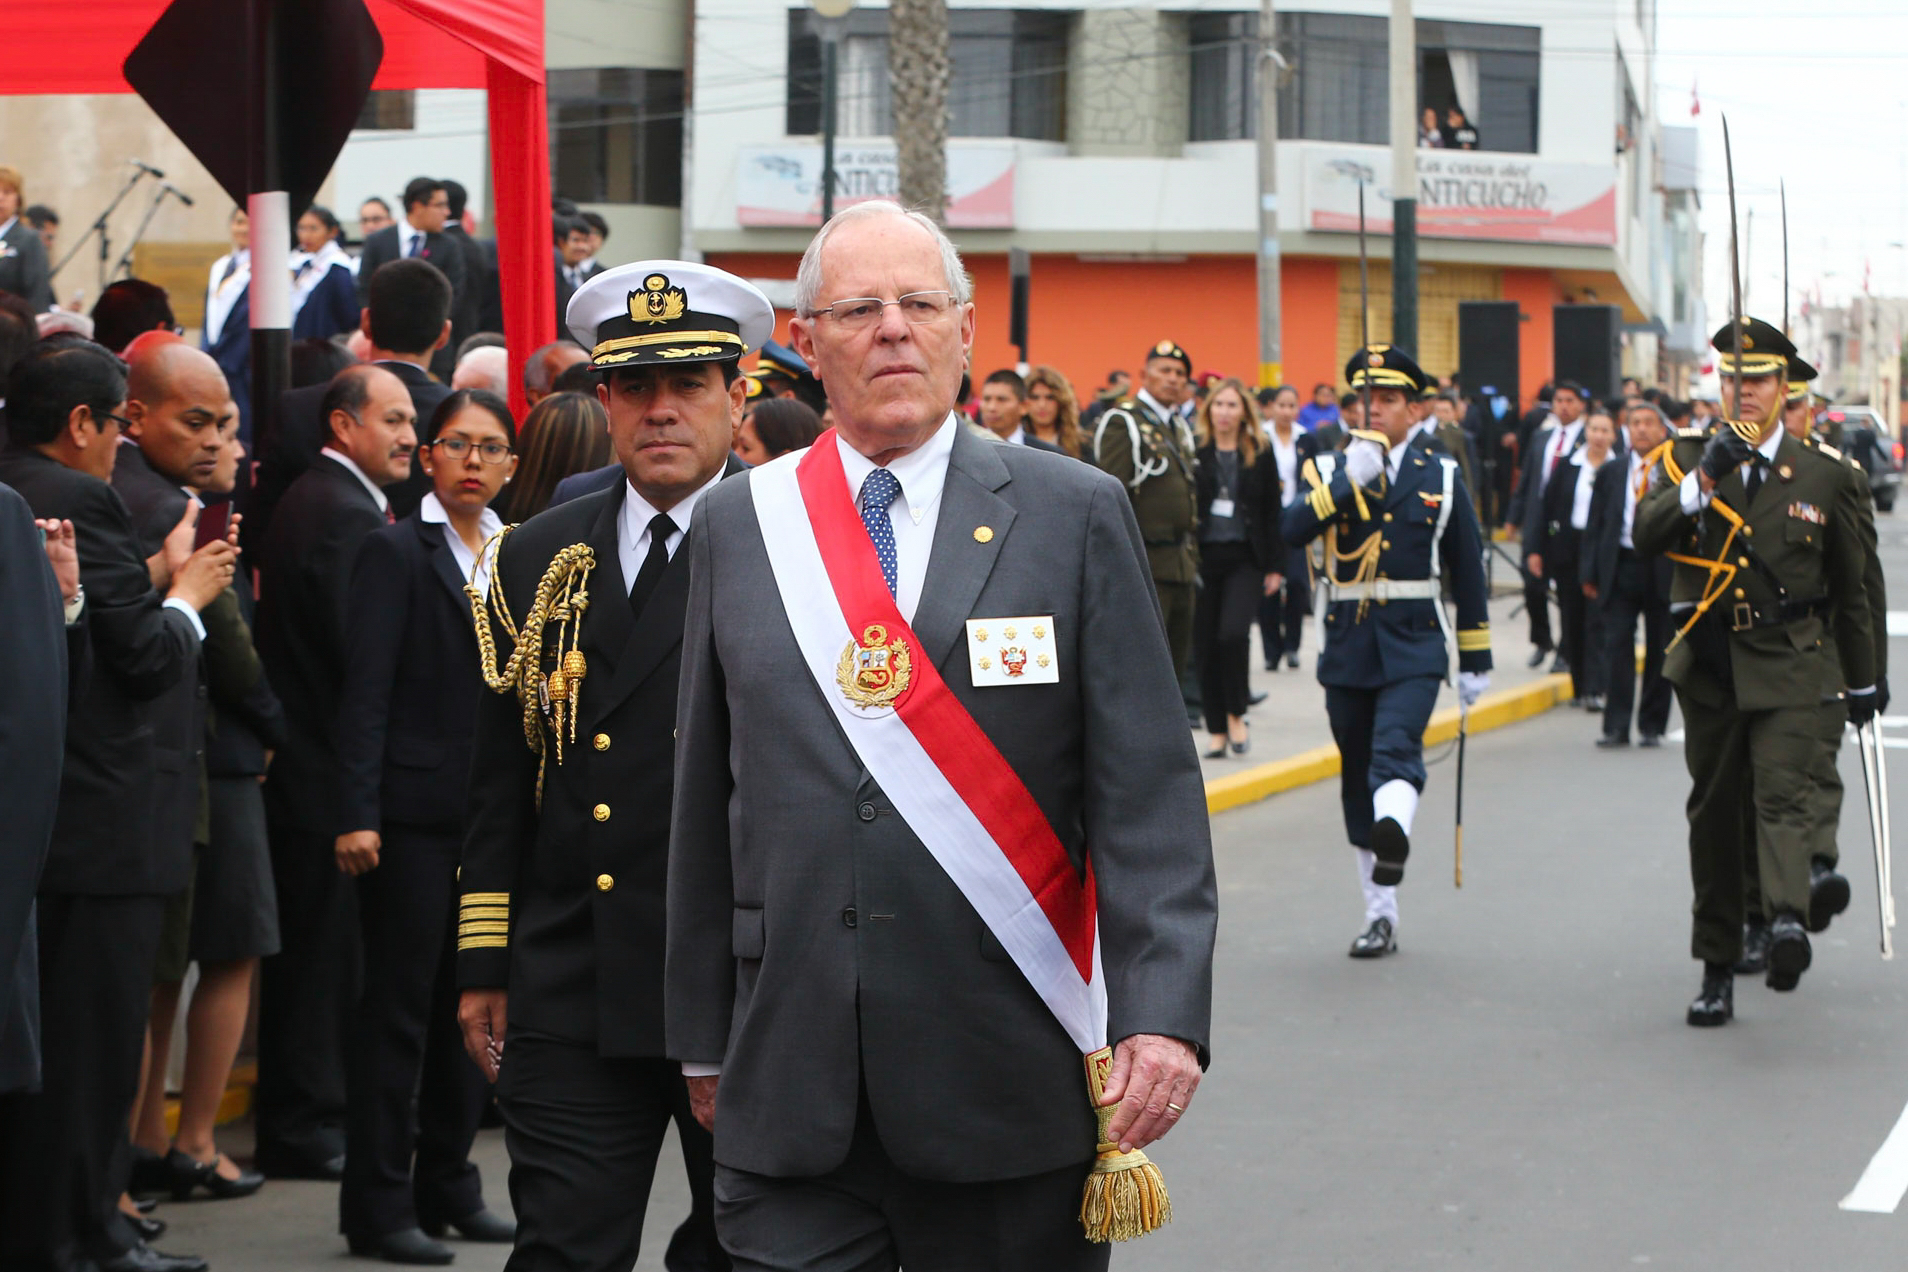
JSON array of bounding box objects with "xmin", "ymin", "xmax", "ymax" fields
[
  {"xmin": 1534, "ymin": 409, "xmax": 1617, "ymax": 707},
  {"xmin": 1257, "ymin": 385, "xmax": 1311, "ymax": 671},
  {"xmin": 290, "ymin": 204, "xmax": 361, "ymax": 342}
]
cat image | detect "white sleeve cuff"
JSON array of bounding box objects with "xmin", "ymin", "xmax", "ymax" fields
[
  {"xmin": 162, "ymin": 595, "xmax": 207, "ymax": 641},
  {"xmin": 63, "ymin": 590, "xmax": 85, "ymax": 626},
  {"xmin": 1678, "ymin": 468, "xmax": 1711, "ymax": 515},
  {"xmin": 679, "ymin": 1062, "xmax": 722, "ymax": 1078}
]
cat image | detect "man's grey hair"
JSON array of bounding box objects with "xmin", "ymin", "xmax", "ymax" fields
[
  {"xmin": 1627, "ymin": 401, "xmax": 1669, "ymax": 431},
  {"xmin": 793, "ymin": 201, "xmax": 972, "ymax": 316}
]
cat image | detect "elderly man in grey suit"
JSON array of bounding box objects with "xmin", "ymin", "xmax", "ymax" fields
[{"xmin": 666, "ymin": 200, "xmax": 1217, "ymax": 1271}]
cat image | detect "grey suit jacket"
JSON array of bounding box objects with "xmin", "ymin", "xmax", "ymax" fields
[{"xmin": 666, "ymin": 424, "xmax": 1217, "ymax": 1183}]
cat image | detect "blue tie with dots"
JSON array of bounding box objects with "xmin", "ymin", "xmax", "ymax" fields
[{"xmin": 859, "ymin": 467, "xmax": 902, "ymax": 598}]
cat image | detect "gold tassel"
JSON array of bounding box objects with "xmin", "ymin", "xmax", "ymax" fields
[{"xmin": 1078, "ymin": 1046, "xmax": 1173, "ymax": 1243}]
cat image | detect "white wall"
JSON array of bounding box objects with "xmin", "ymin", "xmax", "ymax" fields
[{"xmin": 331, "ymin": 90, "xmax": 491, "ymax": 232}]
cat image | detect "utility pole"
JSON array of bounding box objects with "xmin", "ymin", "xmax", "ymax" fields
[
  {"xmin": 810, "ymin": 0, "xmax": 858, "ymax": 223},
  {"xmin": 1255, "ymin": 0, "xmax": 1282, "ymax": 388},
  {"xmin": 1388, "ymin": 0, "xmax": 1417, "ymax": 356}
]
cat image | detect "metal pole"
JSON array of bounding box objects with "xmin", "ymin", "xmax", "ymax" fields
[
  {"xmin": 821, "ymin": 31, "xmax": 840, "ymax": 224},
  {"xmin": 1255, "ymin": 0, "xmax": 1282, "ymax": 389},
  {"xmin": 1388, "ymin": 0, "xmax": 1417, "ymax": 357},
  {"xmin": 247, "ymin": 0, "xmax": 289, "ymax": 460}
]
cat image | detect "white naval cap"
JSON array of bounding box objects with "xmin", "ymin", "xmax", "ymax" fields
[{"xmin": 565, "ymin": 260, "xmax": 776, "ymax": 371}]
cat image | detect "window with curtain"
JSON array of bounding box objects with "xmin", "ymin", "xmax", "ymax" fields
[
  {"xmin": 549, "ymin": 68, "xmax": 684, "ymax": 207},
  {"xmin": 785, "ymin": 9, "xmax": 1068, "ymax": 141}
]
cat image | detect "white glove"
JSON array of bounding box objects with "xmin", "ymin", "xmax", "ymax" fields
[
  {"xmin": 1458, "ymin": 671, "xmax": 1490, "ymax": 708},
  {"xmin": 1343, "ymin": 437, "xmax": 1385, "ymax": 487}
]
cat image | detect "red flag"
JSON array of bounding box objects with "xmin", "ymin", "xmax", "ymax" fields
[{"xmin": 1690, "ymin": 79, "xmax": 1701, "ymax": 117}]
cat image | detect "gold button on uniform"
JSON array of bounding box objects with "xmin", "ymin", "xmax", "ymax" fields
[
  {"xmin": 593, "ymin": 804, "xmax": 611, "ymax": 822},
  {"xmin": 596, "ymin": 874, "xmax": 615, "ymax": 892},
  {"xmin": 593, "ymin": 733, "xmax": 610, "ymax": 751},
  {"xmin": 974, "ymin": 526, "xmax": 994, "ymax": 543}
]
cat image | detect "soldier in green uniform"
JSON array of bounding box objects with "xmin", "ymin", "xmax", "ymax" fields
[
  {"xmin": 1092, "ymin": 340, "xmax": 1200, "ymax": 676},
  {"xmin": 1634, "ymin": 317, "xmax": 1877, "ymax": 1026}
]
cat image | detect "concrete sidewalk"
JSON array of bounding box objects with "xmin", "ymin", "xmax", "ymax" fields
[{"xmin": 1197, "ymin": 584, "xmax": 1608, "ymax": 813}]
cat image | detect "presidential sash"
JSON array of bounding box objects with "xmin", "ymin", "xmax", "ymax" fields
[{"xmin": 749, "ymin": 431, "xmax": 1169, "ymax": 1241}]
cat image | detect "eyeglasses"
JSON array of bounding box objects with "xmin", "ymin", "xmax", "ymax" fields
[
  {"xmin": 429, "ymin": 437, "xmax": 513, "ymax": 465},
  {"xmin": 810, "ymin": 291, "xmax": 956, "ymax": 330},
  {"xmin": 102, "ymin": 412, "xmax": 135, "ymax": 433}
]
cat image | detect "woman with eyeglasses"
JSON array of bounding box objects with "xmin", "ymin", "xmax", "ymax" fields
[{"xmin": 333, "ymin": 389, "xmax": 519, "ymax": 1263}]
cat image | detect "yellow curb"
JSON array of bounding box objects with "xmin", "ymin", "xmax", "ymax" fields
[
  {"xmin": 163, "ymin": 1062, "xmax": 255, "ymax": 1135},
  {"xmin": 1205, "ymin": 673, "xmax": 1575, "ymax": 815}
]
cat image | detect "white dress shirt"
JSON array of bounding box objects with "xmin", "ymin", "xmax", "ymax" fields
[
  {"xmin": 618, "ymin": 468, "xmax": 724, "ymax": 595},
  {"xmin": 1537, "ymin": 420, "xmax": 1583, "ymax": 496},
  {"xmin": 1386, "ymin": 435, "xmax": 1415, "ymax": 480},
  {"xmin": 1568, "ymin": 450, "xmax": 1597, "ymax": 531},
  {"xmin": 320, "ymin": 445, "xmax": 389, "ymax": 514},
  {"xmin": 204, "ymin": 248, "xmax": 250, "ymax": 344},
  {"xmin": 398, "ymin": 221, "xmax": 425, "ymax": 261},
  {"xmin": 1620, "ymin": 450, "xmax": 1647, "ymax": 548},
  {"xmin": 420, "ymin": 492, "xmax": 503, "ymax": 598},
  {"xmin": 835, "ymin": 413, "xmax": 958, "ymax": 625},
  {"xmin": 1000, "ymin": 423, "xmax": 1028, "ymax": 446},
  {"xmin": 1679, "ymin": 425, "xmax": 1782, "ymax": 515},
  {"xmin": 1268, "ymin": 427, "xmax": 1300, "ymax": 507}
]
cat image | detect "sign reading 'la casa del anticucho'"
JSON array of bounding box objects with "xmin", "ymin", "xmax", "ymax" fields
[{"xmin": 1303, "ymin": 145, "xmax": 1619, "ymax": 248}]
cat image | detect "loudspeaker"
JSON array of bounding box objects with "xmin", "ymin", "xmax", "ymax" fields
[
  {"xmin": 1458, "ymin": 301, "xmax": 1520, "ymax": 406},
  {"xmin": 1553, "ymin": 304, "xmax": 1622, "ymax": 403}
]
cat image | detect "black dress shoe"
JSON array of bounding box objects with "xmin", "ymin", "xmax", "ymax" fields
[
  {"xmin": 134, "ymin": 1197, "xmax": 158, "ymax": 1215},
  {"xmin": 129, "ymin": 1146, "xmax": 171, "ymax": 1198},
  {"xmin": 1369, "ymin": 816, "xmax": 1409, "ymax": 887},
  {"xmin": 1808, "ymin": 858, "xmax": 1852, "ymax": 933},
  {"xmin": 1527, "ymin": 647, "xmax": 1551, "ymax": 669},
  {"xmin": 255, "ymin": 1141, "xmax": 345, "ymax": 1181},
  {"xmin": 166, "ymin": 1147, "xmax": 264, "ymax": 1201},
  {"xmin": 1638, "ymin": 733, "xmax": 1664, "ymax": 748},
  {"xmin": 1687, "ymin": 964, "xmax": 1734, "ymax": 1027},
  {"xmin": 1765, "ymin": 912, "xmax": 1812, "ymax": 992},
  {"xmin": 1248, "ymin": 689, "xmax": 1268, "ymax": 706},
  {"xmin": 1265, "ymin": 658, "xmax": 1280, "ymax": 672},
  {"xmin": 1348, "ymin": 917, "xmax": 1397, "ymax": 959},
  {"xmin": 1549, "ymin": 653, "xmax": 1570, "ymax": 674},
  {"xmin": 98, "ymin": 1242, "xmax": 209, "ymax": 1272},
  {"xmin": 348, "ymin": 1228, "xmax": 454, "ymax": 1265},
  {"xmin": 1202, "ymin": 743, "xmax": 1228, "ymax": 760},
  {"xmin": 1596, "ymin": 733, "xmax": 1630, "ymax": 749},
  {"xmin": 423, "ymin": 1208, "xmax": 516, "ymax": 1243},
  {"xmin": 123, "ymin": 1213, "xmax": 167, "ymax": 1243},
  {"xmin": 1733, "ymin": 923, "xmax": 1771, "ymax": 975},
  {"xmin": 1285, "ymin": 652, "xmax": 1300, "ymax": 669},
  {"xmin": 1230, "ymin": 732, "xmax": 1250, "ymax": 755},
  {"xmin": 1581, "ymin": 694, "xmax": 1605, "ymax": 711}
]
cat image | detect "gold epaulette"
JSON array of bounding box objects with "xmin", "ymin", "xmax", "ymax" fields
[
  {"xmin": 1674, "ymin": 425, "xmax": 1708, "ymax": 440},
  {"xmin": 1818, "ymin": 442, "xmax": 1844, "ymax": 461},
  {"xmin": 458, "ymin": 892, "xmax": 510, "ymax": 951},
  {"xmin": 1457, "ymin": 627, "xmax": 1492, "ymax": 652}
]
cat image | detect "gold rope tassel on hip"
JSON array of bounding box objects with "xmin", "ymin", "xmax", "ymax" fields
[{"xmin": 1078, "ymin": 1046, "xmax": 1172, "ymax": 1242}]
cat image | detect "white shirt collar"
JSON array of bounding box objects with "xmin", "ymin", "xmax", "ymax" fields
[
  {"xmin": 0, "ymin": 217, "xmax": 15, "ymax": 240},
  {"xmin": 618, "ymin": 465, "xmax": 724, "ymax": 589},
  {"xmin": 1387, "ymin": 434, "xmax": 1415, "ymax": 476},
  {"xmin": 1137, "ymin": 388, "xmax": 1176, "ymax": 422},
  {"xmin": 1001, "ymin": 423, "xmax": 1027, "ymax": 446},
  {"xmin": 835, "ymin": 413, "xmax": 958, "ymax": 527},
  {"xmin": 320, "ymin": 445, "xmax": 389, "ymax": 512},
  {"xmin": 401, "ymin": 222, "xmax": 422, "ymax": 253},
  {"xmin": 420, "ymin": 490, "xmax": 504, "ymax": 589},
  {"xmin": 1755, "ymin": 426, "xmax": 1784, "ymax": 463}
]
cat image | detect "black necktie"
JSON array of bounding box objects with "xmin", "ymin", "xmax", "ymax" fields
[
  {"xmin": 1745, "ymin": 457, "xmax": 1763, "ymax": 504},
  {"xmin": 629, "ymin": 513, "xmax": 677, "ymax": 618}
]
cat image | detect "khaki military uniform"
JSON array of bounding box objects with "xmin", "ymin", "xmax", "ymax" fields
[
  {"xmin": 1634, "ymin": 427, "xmax": 1877, "ymax": 965},
  {"xmin": 1093, "ymin": 394, "xmax": 1199, "ymax": 675}
]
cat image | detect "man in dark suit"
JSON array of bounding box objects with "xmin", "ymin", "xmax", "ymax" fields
[
  {"xmin": 0, "ymin": 487, "xmax": 74, "ymax": 1097},
  {"xmin": 249, "ymin": 257, "xmax": 452, "ymax": 548},
  {"xmin": 439, "ymin": 180, "xmax": 489, "ymax": 362},
  {"xmin": 668, "ymin": 205, "xmax": 1216, "ymax": 1268},
  {"xmin": 0, "ymin": 167, "xmax": 54, "ymax": 312},
  {"xmin": 553, "ymin": 215, "xmax": 594, "ymax": 340},
  {"xmin": 0, "ymin": 339, "xmax": 234, "ymax": 1272},
  {"xmin": 1508, "ymin": 380, "xmax": 1587, "ymax": 670},
  {"xmin": 457, "ymin": 261, "xmax": 769, "ymax": 1272},
  {"xmin": 355, "ymin": 178, "xmax": 466, "ymax": 382},
  {"xmin": 977, "ymin": 368, "xmax": 1062, "ymax": 452},
  {"xmin": 548, "ymin": 460, "xmax": 624, "ymax": 506},
  {"xmin": 253, "ymin": 365, "xmax": 419, "ymax": 1181},
  {"xmin": 1585, "ymin": 400, "xmax": 1673, "ymax": 747}
]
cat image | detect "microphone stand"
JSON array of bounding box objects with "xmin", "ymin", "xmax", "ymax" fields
[
  {"xmin": 52, "ymin": 165, "xmax": 151, "ymax": 293},
  {"xmin": 112, "ymin": 183, "xmax": 191, "ymax": 282}
]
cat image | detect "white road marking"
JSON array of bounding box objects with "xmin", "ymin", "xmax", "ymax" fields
[
  {"xmin": 1840, "ymin": 1099, "xmax": 1908, "ymax": 1213},
  {"xmin": 1888, "ymin": 611, "xmax": 1908, "ymax": 638}
]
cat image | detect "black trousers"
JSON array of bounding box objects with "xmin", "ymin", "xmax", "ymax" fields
[
  {"xmin": 1551, "ymin": 549, "xmax": 1588, "ymax": 699},
  {"xmin": 1522, "ymin": 564, "xmax": 1553, "ymax": 652},
  {"xmin": 341, "ymin": 825, "xmax": 488, "ymax": 1239},
  {"xmin": 1599, "ymin": 553, "xmax": 1673, "ymax": 741},
  {"xmin": 713, "ymin": 1085, "xmax": 1108, "ymax": 1272},
  {"xmin": 257, "ymin": 794, "xmax": 359, "ymax": 1160},
  {"xmin": 1194, "ymin": 541, "xmax": 1261, "ymax": 733},
  {"xmin": 1259, "ymin": 543, "xmax": 1311, "ymax": 663},
  {"xmin": 498, "ymin": 1032, "xmax": 725, "ymax": 1272},
  {"xmin": 0, "ymin": 893, "xmax": 165, "ymax": 1270},
  {"xmin": 1324, "ymin": 676, "xmax": 1443, "ymax": 848}
]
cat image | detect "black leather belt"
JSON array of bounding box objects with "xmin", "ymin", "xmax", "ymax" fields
[{"xmin": 1725, "ymin": 596, "xmax": 1829, "ymax": 632}]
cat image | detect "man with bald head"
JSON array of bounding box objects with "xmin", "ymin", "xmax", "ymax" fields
[
  {"xmin": 255, "ymin": 364, "xmax": 417, "ymax": 1179},
  {"xmin": 452, "ymin": 343, "xmax": 508, "ymax": 396},
  {"xmin": 668, "ymin": 201, "xmax": 1216, "ymax": 1269}
]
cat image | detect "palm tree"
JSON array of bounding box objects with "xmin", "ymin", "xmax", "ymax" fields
[{"xmin": 888, "ymin": 0, "xmax": 949, "ymax": 222}]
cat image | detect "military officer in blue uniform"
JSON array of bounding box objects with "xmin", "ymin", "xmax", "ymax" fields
[{"xmin": 1281, "ymin": 345, "xmax": 1493, "ymax": 958}]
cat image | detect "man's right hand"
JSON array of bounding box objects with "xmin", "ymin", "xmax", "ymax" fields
[
  {"xmin": 334, "ymin": 830, "xmax": 381, "ymax": 876},
  {"xmin": 1526, "ymin": 552, "xmax": 1544, "ymax": 578},
  {"xmin": 1699, "ymin": 426, "xmax": 1754, "ymax": 485},
  {"xmin": 167, "ymin": 540, "xmax": 237, "ymax": 611},
  {"xmin": 458, "ymin": 989, "xmax": 508, "ymax": 1082},
  {"xmin": 1343, "ymin": 437, "xmax": 1385, "ymax": 487},
  {"xmin": 686, "ymin": 1075, "xmax": 718, "ymax": 1132}
]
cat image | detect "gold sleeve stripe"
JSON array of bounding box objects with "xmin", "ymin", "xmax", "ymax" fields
[
  {"xmin": 1300, "ymin": 458, "xmax": 1322, "ymax": 489},
  {"xmin": 459, "ymin": 906, "xmax": 508, "ymax": 920},
  {"xmin": 457, "ymin": 920, "xmax": 511, "ymax": 933},
  {"xmin": 459, "ymin": 935, "xmax": 510, "ymax": 950},
  {"xmin": 461, "ymin": 892, "xmax": 510, "ymax": 907},
  {"xmin": 1457, "ymin": 629, "xmax": 1493, "ymax": 651}
]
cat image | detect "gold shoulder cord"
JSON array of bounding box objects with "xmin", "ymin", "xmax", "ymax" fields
[
  {"xmin": 467, "ymin": 526, "xmax": 598, "ymax": 805},
  {"xmin": 1312, "ymin": 434, "xmax": 1384, "ymax": 623},
  {"xmin": 1652, "ymin": 438, "xmax": 1749, "ymax": 653}
]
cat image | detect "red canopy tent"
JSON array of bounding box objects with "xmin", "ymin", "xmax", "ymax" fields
[{"xmin": 4, "ymin": 0, "xmax": 554, "ymax": 416}]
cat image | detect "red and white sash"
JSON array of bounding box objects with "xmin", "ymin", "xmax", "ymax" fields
[{"xmin": 749, "ymin": 431, "xmax": 1107, "ymax": 1053}]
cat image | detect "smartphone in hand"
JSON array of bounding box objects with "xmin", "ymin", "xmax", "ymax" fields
[{"xmin": 193, "ymin": 503, "xmax": 232, "ymax": 551}]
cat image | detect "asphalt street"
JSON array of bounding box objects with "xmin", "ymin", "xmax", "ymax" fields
[{"xmin": 156, "ymin": 515, "xmax": 1908, "ymax": 1271}]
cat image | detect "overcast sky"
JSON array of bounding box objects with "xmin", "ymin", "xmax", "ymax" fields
[{"xmin": 1656, "ymin": 0, "xmax": 1908, "ymax": 322}]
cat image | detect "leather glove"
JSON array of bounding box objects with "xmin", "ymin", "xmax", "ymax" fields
[
  {"xmin": 1458, "ymin": 671, "xmax": 1491, "ymax": 709},
  {"xmin": 1699, "ymin": 426, "xmax": 1755, "ymax": 483},
  {"xmin": 1879, "ymin": 676, "xmax": 1892, "ymax": 716},
  {"xmin": 1343, "ymin": 437, "xmax": 1385, "ymax": 487},
  {"xmin": 1848, "ymin": 685, "xmax": 1879, "ymax": 727}
]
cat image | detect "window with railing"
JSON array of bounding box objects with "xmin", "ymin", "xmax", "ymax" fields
[{"xmin": 549, "ymin": 68, "xmax": 684, "ymax": 207}]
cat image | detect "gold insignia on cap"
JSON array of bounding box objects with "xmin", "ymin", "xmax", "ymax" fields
[
  {"xmin": 1369, "ymin": 352, "xmax": 1385, "ymax": 368},
  {"xmin": 1155, "ymin": 340, "xmax": 1174, "ymax": 356},
  {"xmin": 1742, "ymin": 335, "xmax": 1755, "ymax": 349},
  {"xmin": 629, "ymin": 274, "xmax": 688, "ymax": 325},
  {"xmin": 974, "ymin": 526, "xmax": 994, "ymax": 543}
]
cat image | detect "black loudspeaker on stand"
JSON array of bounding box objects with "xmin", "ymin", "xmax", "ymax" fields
[
  {"xmin": 1458, "ymin": 301, "xmax": 1520, "ymax": 407},
  {"xmin": 1553, "ymin": 304, "xmax": 1622, "ymax": 403}
]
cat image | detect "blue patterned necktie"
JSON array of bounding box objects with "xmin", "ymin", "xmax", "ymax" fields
[{"xmin": 859, "ymin": 467, "xmax": 902, "ymax": 598}]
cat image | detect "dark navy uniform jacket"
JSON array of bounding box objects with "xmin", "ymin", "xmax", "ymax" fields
[{"xmin": 1280, "ymin": 434, "xmax": 1493, "ymax": 690}]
